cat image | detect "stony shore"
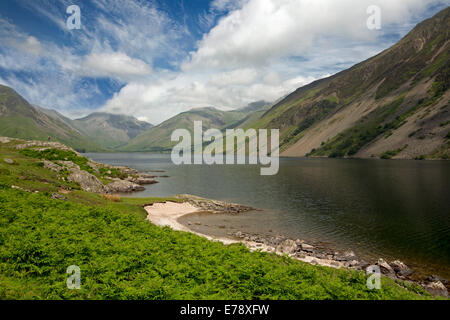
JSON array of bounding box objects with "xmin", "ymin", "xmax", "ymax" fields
[
  {"xmin": 13, "ymin": 139, "xmax": 159, "ymax": 194},
  {"xmin": 145, "ymin": 195, "xmax": 449, "ymax": 298}
]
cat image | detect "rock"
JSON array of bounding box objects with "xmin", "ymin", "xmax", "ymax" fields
[
  {"xmin": 423, "ymin": 281, "xmax": 448, "ymax": 297},
  {"xmin": 355, "ymin": 260, "xmax": 371, "ymax": 271},
  {"xmin": 234, "ymin": 231, "xmax": 244, "ymax": 238},
  {"xmin": 4, "ymin": 158, "xmax": 14, "ymax": 164},
  {"xmin": 134, "ymin": 177, "xmax": 158, "ymax": 185},
  {"xmin": 301, "ymin": 243, "xmax": 314, "ymax": 253},
  {"xmin": 426, "ymin": 275, "xmax": 448, "ymax": 285},
  {"xmin": 68, "ymin": 169, "xmax": 106, "ymax": 193},
  {"xmin": 175, "ymin": 194, "xmax": 254, "ymax": 214},
  {"xmin": 0, "ymin": 137, "xmax": 12, "ymax": 144},
  {"xmin": 51, "ymin": 193, "xmax": 67, "ymax": 201},
  {"xmin": 376, "ymin": 258, "xmax": 395, "ymax": 275},
  {"xmin": 58, "ymin": 161, "xmax": 80, "ymax": 170},
  {"xmin": 105, "ymin": 180, "xmax": 145, "ymax": 193},
  {"xmin": 15, "ymin": 141, "xmax": 76, "ymax": 153},
  {"xmin": 390, "ymin": 260, "xmax": 413, "ymax": 277},
  {"xmin": 125, "ymin": 173, "xmax": 158, "ymax": 185},
  {"xmin": 43, "ymin": 160, "xmax": 64, "ymax": 172},
  {"xmin": 279, "ymin": 239, "xmax": 299, "ymax": 254},
  {"xmin": 334, "ymin": 250, "xmax": 357, "ymax": 262}
]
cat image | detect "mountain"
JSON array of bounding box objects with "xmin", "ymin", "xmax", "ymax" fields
[
  {"xmin": 248, "ymin": 7, "xmax": 449, "ymax": 160},
  {"xmin": 71, "ymin": 112, "xmax": 153, "ymax": 149},
  {"xmin": 0, "ymin": 84, "xmax": 102, "ymax": 152},
  {"xmin": 121, "ymin": 103, "xmax": 270, "ymax": 152}
]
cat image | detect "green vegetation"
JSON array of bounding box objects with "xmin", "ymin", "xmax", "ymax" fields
[
  {"xmin": 380, "ymin": 145, "xmax": 408, "ymax": 160},
  {"xmin": 0, "ymin": 139, "xmax": 434, "ymax": 300},
  {"xmin": 20, "ymin": 148, "xmax": 94, "ymax": 173},
  {"xmin": 310, "ymin": 97, "xmax": 406, "ymax": 158}
]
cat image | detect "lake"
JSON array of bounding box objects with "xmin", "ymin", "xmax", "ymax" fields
[{"xmin": 86, "ymin": 153, "xmax": 450, "ymax": 278}]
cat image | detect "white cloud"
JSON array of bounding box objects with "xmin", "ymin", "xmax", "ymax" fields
[
  {"xmin": 15, "ymin": 36, "xmax": 43, "ymax": 55},
  {"xmin": 83, "ymin": 52, "xmax": 152, "ymax": 81},
  {"xmin": 183, "ymin": 0, "xmax": 435, "ymax": 70}
]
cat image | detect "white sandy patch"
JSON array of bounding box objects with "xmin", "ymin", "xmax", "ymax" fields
[{"xmin": 144, "ymin": 202, "xmax": 238, "ymax": 245}]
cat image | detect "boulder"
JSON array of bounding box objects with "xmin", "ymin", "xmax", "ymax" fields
[
  {"xmin": 43, "ymin": 160, "xmax": 64, "ymax": 172},
  {"xmin": 334, "ymin": 251, "xmax": 356, "ymax": 262},
  {"xmin": 376, "ymin": 258, "xmax": 395, "ymax": 275},
  {"xmin": 68, "ymin": 169, "xmax": 106, "ymax": 193},
  {"xmin": 0, "ymin": 137, "xmax": 12, "ymax": 144},
  {"xmin": 133, "ymin": 176, "xmax": 158, "ymax": 185},
  {"xmin": 279, "ymin": 239, "xmax": 299, "ymax": 254},
  {"xmin": 4, "ymin": 158, "xmax": 14, "ymax": 164},
  {"xmin": 51, "ymin": 193, "xmax": 67, "ymax": 201},
  {"xmin": 390, "ymin": 260, "xmax": 413, "ymax": 277},
  {"xmin": 105, "ymin": 180, "xmax": 145, "ymax": 193},
  {"xmin": 423, "ymin": 281, "xmax": 448, "ymax": 297},
  {"xmin": 301, "ymin": 243, "xmax": 314, "ymax": 253}
]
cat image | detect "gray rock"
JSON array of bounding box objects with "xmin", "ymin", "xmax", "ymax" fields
[
  {"xmin": 0, "ymin": 137, "xmax": 12, "ymax": 144},
  {"xmin": 105, "ymin": 180, "xmax": 145, "ymax": 193},
  {"xmin": 423, "ymin": 281, "xmax": 448, "ymax": 297},
  {"xmin": 376, "ymin": 258, "xmax": 395, "ymax": 275},
  {"xmin": 43, "ymin": 160, "xmax": 64, "ymax": 172},
  {"xmin": 68, "ymin": 169, "xmax": 106, "ymax": 193},
  {"xmin": 51, "ymin": 193, "xmax": 67, "ymax": 200},
  {"xmin": 3, "ymin": 158, "xmax": 14, "ymax": 164},
  {"xmin": 280, "ymin": 239, "xmax": 299, "ymax": 254},
  {"xmin": 426, "ymin": 275, "xmax": 448, "ymax": 284},
  {"xmin": 390, "ymin": 260, "xmax": 413, "ymax": 277},
  {"xmin": 301, "ymin": 243, "xmax": 314, "ymax": 253}
]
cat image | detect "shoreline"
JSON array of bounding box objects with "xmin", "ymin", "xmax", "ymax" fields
[{"xmin": 144, "ymin": 196, "xmax": 449, "ymax": 297}]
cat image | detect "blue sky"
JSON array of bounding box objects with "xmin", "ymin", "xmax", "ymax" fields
[{"xmin": 0, "ymin": 0, "xmax": 448, "ymax": 124}]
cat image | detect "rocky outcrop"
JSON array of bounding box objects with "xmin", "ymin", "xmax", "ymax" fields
[
  {"xmin": 51, "ymin": 193, "xmax": 67, "ymax": 200},
  {"xmin": 376, "ymin": 258, "xmax": 396, "ymax": 277},
  {"xmin": 390, "ymin": 260, "xmax": 413, "ymax": 277},
  {"xmin": 67, "ymin": 169, "xmax": 106, "ymax": 193},
  {"xmin": 12, "ymin": 138, "xmax": 160, "ymax": 194},
  {"xmin": 176, "ymin": 194, "xmax": 254, "ymax": 214},
  {"xmin": 15, "ymin": 141, "xmax": 77, "ymax": 153},
  {"xmin": 423, "ymin": 281, "xmax": 448, "ymax": 297},
  {"xmin": 0, "ymin": 136, "xmax": 13, "ymax": 143},
  {"xmin": 43, "ymin": 160, "xmax": 64, "ymax": 172},
  {"xmin": 105, "ymin": 180, "xmax": 145, "ymax": 193},
  {"xmin": 126, "ymin": 173, "xmax": 158, "ymax": 185},
  {"xmin": 3, "ymin": 158, "xmax": 14, "ymax": 164}
]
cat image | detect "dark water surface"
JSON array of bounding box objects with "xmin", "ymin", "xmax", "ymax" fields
[{"xmin": 87, "ymin": 153, "xmax": 450, "ymax": 278}]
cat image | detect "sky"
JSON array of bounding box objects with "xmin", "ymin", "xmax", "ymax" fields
[{"xmin": 0, "ymin": 0, "xmax": 448, "ymax": 124}]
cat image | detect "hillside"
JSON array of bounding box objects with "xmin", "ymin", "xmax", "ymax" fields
[
  {"xmin": 121, "ymin": 103, "xmax": 270, "ymax": 152},
  {"xmin": 72, "ymin": 112, "xmax": 153, "ymax": 150},
  {"xmin": 0, "ymin": 85, "xmax": 102, "ymax": 152},
  {"xmin": 248, "ymin": 7, "xmax": 449, "ymax": 160}
]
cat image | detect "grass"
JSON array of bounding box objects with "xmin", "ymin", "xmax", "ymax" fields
[
  {"xmin": 0, "ymin": 139, "xmax": 437, "ymax": 300},
  {"xmin": 310, "ymin": 96, "xmax": 406, "ymax": 158},
  {"xmin": 380, "ymin": 145, "xmax": 408, "ymax": 160}
]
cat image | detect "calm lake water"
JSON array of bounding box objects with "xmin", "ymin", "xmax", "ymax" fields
[{"xmin": 87, "ymin": 153, "xmax": 450, "ymax": 278}]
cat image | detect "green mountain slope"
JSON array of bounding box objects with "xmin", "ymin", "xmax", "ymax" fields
[
  {"xmin": 0, "ymin": 85, "xmax": 102, "ymax": 152},
  {"xmin": 71, "ymin": 112, "xmax": 153, "ymax": 150},
  {"xmin": 121, "ymin": 103, "xmax": 269, "ymax": 152},
  {"xmin": 249, "ymin": 7, "xmax": 449, "ymax": 160}
]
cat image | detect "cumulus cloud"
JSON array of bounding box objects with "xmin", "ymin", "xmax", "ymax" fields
[
  {"xmin": 83, "ymin": 52, "xmax": 152, "ymax": 81},
  {"xmin": 183, "ymin": 0, "xmax": 435, "ymax": 70}
]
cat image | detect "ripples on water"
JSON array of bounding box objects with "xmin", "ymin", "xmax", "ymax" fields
[{"xmin": 87, "ymin": 153, "xmax": 450, "ymax": 278}]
